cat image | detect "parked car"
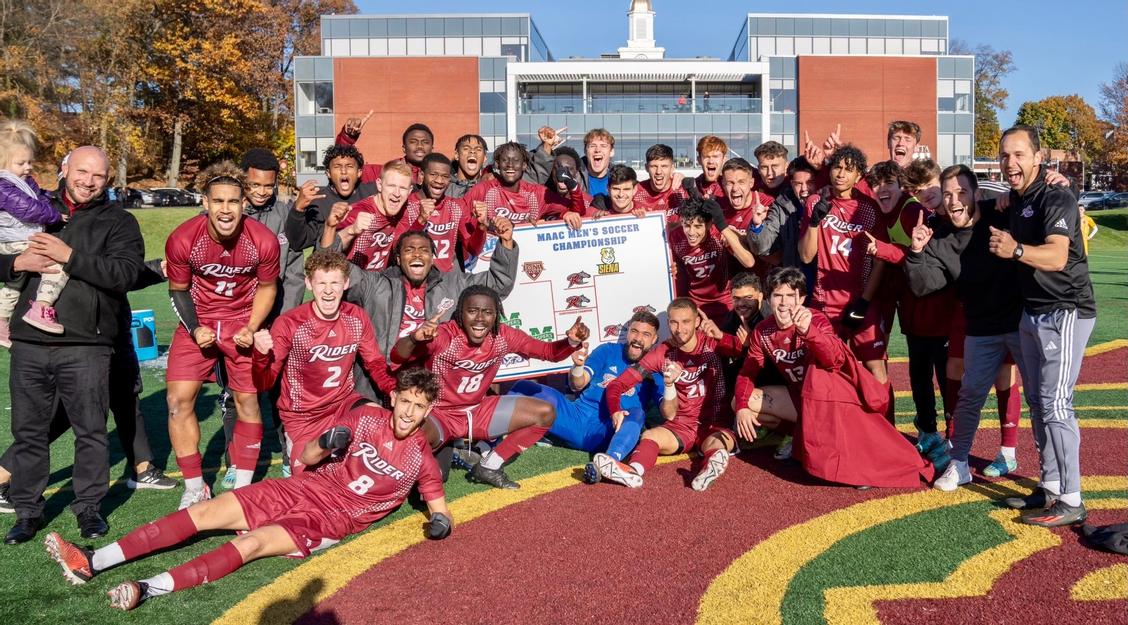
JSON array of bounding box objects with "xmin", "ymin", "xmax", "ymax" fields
[
  {"xmin": 1078, "ymin": 191, "xmax": 1112, "ymax": 208},
  {"xmin": 114, "ymin": 187, "xmax": 146, "ymax": 208},
  {"xmin": 1104, "ymin": 192, "xmax": 1128, "ymax": 209},
  {"xmin": 150, "ymin": 187, "xmax": 198, "ymax": 207}
]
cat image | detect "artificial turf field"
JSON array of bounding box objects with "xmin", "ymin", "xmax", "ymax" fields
[{"xmin": 0, "ymin": 207, "xmax": 1124, "ymax": 625}]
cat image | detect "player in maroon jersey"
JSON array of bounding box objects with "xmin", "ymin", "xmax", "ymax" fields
[
  {"xmin": 322, "ymin": 160, "xmax": 414, "ymax": 271},
  {"xmin": 335, "ymin": 112, "xmax": 431, "ymax": 186},
  {"xmin": 391, "ymin": 284, "xmax": 590, "ymax": 489},
  {"xmin": 43, "ymin": 368, "xmax": 452, "ymax": 611},
  {"xmin": 462, "ymin": 142, "xmax": 586, "ymax": 227},
  {"xmin": 797, "ymin": 145, "xmax": 890, "ymax": 385},
  {"xmin": 402, "ymin": 153, "xmax": 488, "ymax": 272},
  {"xmin": 593, "ymin": 298, "xmax": 743, "ymax": 491},
  {"xmin": 251, "ymin": 251, "xmax": 397, "ymax": 473},
  {"xmin": 631, "ymin": 144, "xmax": 685, "ymax": 224},
  {"xmin": 669, "ymin": 198, "xmax": 753, "ymax": 324},
  {"xmin": 718, "ymin": 158, "xmax": 773, "ymax": 276},
  {"xmin": 685, "ymin": 135, "xmax": 728, "ymax": 200},
  {"xmin": 165, "ymin": 161, "xmax": 281, "ymax": 508}
]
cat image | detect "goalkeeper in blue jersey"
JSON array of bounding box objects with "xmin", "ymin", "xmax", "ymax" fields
[{"xmin": 508, "ymin": 310, "xmax": 664, "ymax": 483}]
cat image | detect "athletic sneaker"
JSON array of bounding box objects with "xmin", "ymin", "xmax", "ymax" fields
[
  {"xmin": 915, "ymin": 431, "xmax": 944, "ymax": 456},
  {"xmin": 773, "ymin": 436, "xmax": 793, "ymax": 461},
  {"xmin": 0, "ymin": 482, "xmax": 12, "ymax": 514},
  {"xmin": 177, "ymin": 485, "xmax": 211, "ymax": 511},
  {"xmin": 593, "ymin": 453, "xmax": 643, "ymax": 489},
  {"xmin": 221, "ymin": 466, "xmax": 237, "ymax": 490},
  {"xmin": 127, "ymin": 467, "xmax": 177, "ymax": 490},
  {"xmin": 982, "ymin": 453, "xmax": 1017, "ymax": 478},
  {"xmin": 468, "ymin": 462, "xmax": 519, "ymax": 490},
  {"xmin": 1004, "ymin": 489, "xmax": 1054, "ymax": 511},
  {"xmin": 44, "ymin": 532, "xmax": 95, "ymax": 585},
  {"xmin": 933, "ymin": 460, "xmax": 972, "ymax": 492},
  {"xmin": 1020, "ymin": 501, "xmax": 1087, "ymax": 527},
  {"xmin": 451, "ymin": 447, "xmax": 482, "ymax": 473},
  {"xmin": 926, "ymin": 442, "xmax": 952, "ymax": 474},
  {"xmin": 108, "ymin": 581, "xmax": 148, "ymax": 611},
  {"xmin": 23, "ymin": 301, "xmax": 64, "ymax": 334},
  {"xmin": 581, "ymin": 462, "xmax": 599, "ymax": 485},
  {"xmin": 691, "ymin": 449, "xmax": 731, "ymax": 492}
]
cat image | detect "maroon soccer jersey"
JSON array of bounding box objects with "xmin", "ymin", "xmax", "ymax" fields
[
  {"xmin": 606, "ymin": 331, "xmax": 742, "ymax": 429},
  {"xmin": 799, "ymin": 190, "xmax": 886, "ymax": 315},
  {"xmin": 394, "ymin": 321, "xmax": 575, "ymax": 414},
  {"xmin": 297, "ymin": 403, "xmax": 444, "ymax": 535},
  {"xmin": 720, "ymin": 193, "xmax": 774, "ymax": 239},
  {"xmin": 165, "ymin": 214, "xmax": 281, "ymax": 320},
  {"xmin": 402, "ymin": 192, "xmax": 485, "ymax": 272},
  {"xmin": 254, "ymin": 301, "xmax": 394, "ymax": 419},
  {"xmin": 398, "ymin": 279, "xmax": 427, "ymax": 339},
  {"xmin": 462, "ymin": 177, "xmax": 584, "ymax": 225},
  {"xmin": 688, "ymin": 174, "xmax": 725, "ymax": 200},
  {"xmin": 633, "ymin": 181, "xmax": 684, "ymax": 225},
  {"xmin": 669, "ymin": 226, "xmax": 733, "ymax": 321},
  {"xmin": 337, "ymin": 199, "xmax": 411, "ymax": 271}
]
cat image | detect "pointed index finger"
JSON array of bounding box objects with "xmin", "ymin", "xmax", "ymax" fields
[
  {"xmin": 834, "ymin": 123, "xmax": 841, "ymax": 136},
  {"xmin": 917, "ymin": 210, "xmax": 925, "ymax": 227},
  {"xmin": 361, "ymin": 109, "xmax": 374, "ymax": 124}
]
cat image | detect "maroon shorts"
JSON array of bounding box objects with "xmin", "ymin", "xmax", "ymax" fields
[
  {"xmin": 947, "ymin": 313, "xmax": 1014, "ymax": 364},
  {"xmin": 660, "ymin": 419, "xmax": 736, "ymax": 454},
  {"xmin": 233, "ymin": 479, "xmax": 349, "ymax": 557},
  {"xmin": 827, "ymin": 306, "xmax": 889, "ymax": 362},
  {"xmin": 166, "ymin": 321, "xmax": 255, "ymax": 393},
  {"xmin": 429, "ymin": 395, "xmax": 522, "ymax": 446}
]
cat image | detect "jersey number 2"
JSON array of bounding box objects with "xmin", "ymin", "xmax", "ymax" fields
[{"xmin": 324, "ymin": 366, "xmax": 343, "ymax": 388}]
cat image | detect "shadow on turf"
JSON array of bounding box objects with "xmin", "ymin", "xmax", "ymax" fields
[{"xmin": 262, "ymin": 578, "xmax": 344, "ymax": 625}]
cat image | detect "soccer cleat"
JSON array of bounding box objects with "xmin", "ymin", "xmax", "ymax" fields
[
  {"xmin": 915, "ymin": 431, "xmax": 944, "ymax": 456},
  {"xmin": 177, "ymin": 484, "xmax": 211, "ymax": 511},
  {"xmin": 0, "ymin": 482, "xmax": 13, "ymax": 514},
  {"xmin": 451, "ymin": 447, "xmax": 482, "ymax": 473},
  {"xmin": 127, "ymin": 466, "xmax": 178, "ymax": 490},
  {"xmin": 1004, "ymin": 489, "xmax": 1054, "ymax": 511},
  {"xmin": 468, "ymin": 462, "xmax": 519, "ymax": 490},
  {"xmin": 1020, "ymin": 501, "xmax": 1087, "ymax": 527},
  {"xmin": 982, "ymin": 452, "xmax": 1017, "ymax": 478},
  {"xmin": 44, "ymin": 532, "xmax": 95, "ymax": 585},
  {"xmin": 221, "ymin": 466, "xmax": 237, "ymax": 490},
  {"xmin": 581, "ymin": 462, "xmax": 599, "ymax": 485},
  {"xmin": 773, "ymin": 436, "xmax": 793, "ymax": 461},
  {"xmin": 691, "ymin": 449, "xmax": 731, "ymax": 492},
  {"xmin": 593, "ymin": 453, "xmax": 643, "ymax": 489},
  {"xmin": 22, "ymin": 301, "xmax": 65, "ymax": 334},
  {"xmin": 0, "ymin": 318, "xmax": 10, "ymax": 348},
  {"xmin": 933, "ymin": 460, "xmax": 972, "ymax": 492},
  {"xmin": 108, "ymin": 581, "xmax": 148, "ymax": 611}
]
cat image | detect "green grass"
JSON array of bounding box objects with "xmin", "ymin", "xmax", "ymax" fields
[{"xmin": 0, "ymin": 208, "xmax": 1123, "ymax": 625}]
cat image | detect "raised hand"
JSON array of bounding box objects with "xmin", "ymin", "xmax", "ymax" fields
[
  {"xmin": 348, "ymin": 210, "xmax": 374, "ymax": 235},
  {"xmin": 910, "ymin": 209, "xmax": 933, "ymax": 253},
  {"xmin": 472, "ymin": 200, "xmax": 490, "ymax": 226},
  {"xmin": 751, "ymin": 191, "xmax": 769, "ymax": 226},
  {"xmin": 537, "ymin": 125, "xmax": 567, "ymax": 151},
  {"xmin": 344, "ymin": 110, "xmax": 374, "ymax": 138},
  {"xmin": 822, "ymin": 123, "xmax": 844, "ymax": 153},
  {"xmin": 862, "ymin": 231, "xmax": 879, "ymax": 256},
  {"xmin": 412, "ymin": 310, "xmax": 445, "ymax": 343},
  {"xmin": 570, "ymin": 341, "xmax": 589, "ymax": 367},
  {"xmin": 736, "ymin": 323, "xmax": 750, "ymax": 345},
  {"xmin": 567, "ymin": 316, "xmax": 590, "ymax": 344},
  {"xmin": 988, "ymin": 226, "xmax": 1017, "ymax": 259},
  {"xmin": 662, "ymin": 359, "xmax": 684, "ymax": 386},
  {"xmin": 294, "ymin": 179, "xmax": 325, "ymax": 212},
  {"xmin": 803, "ymin": 130, "xmax": 826, "ymax": 168},
  {"xmin": 252, "ymin": 329, "xmax": 273, "ymax": 355},
  {"xmin": 698, "ymin": 316, "xmax": 724, "ymax": 339},
  {"xmin": 494, "ymin": 216, "xmax": 514, "ymax": 247},
  {"xmin": 418, "ymin": 198, "xmax": 437, "ymax": 225},
  {"xmin": 326, "ymin": 201, "xmax": 351, "ymax": 228},
  {"xmin": 318, "ymin": 425, "xmax": 352, "ymax": 452},
  {"xmin": 792, "ymin": 306, "xmax": 813, "ymax": 334}
]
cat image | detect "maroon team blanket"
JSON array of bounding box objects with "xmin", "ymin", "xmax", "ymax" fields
[{"xmin": 794, "ymin": 345, "xmax": 934, "ymax": 489}]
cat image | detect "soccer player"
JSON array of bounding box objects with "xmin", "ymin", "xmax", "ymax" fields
[
  {"xmin": 595, "ymin": 164, "xmax": 648, "ymax": 219},
  {"xmin": 543, "ymin": 146, "xmax": 593, "ymax": 229},
  {"xmin": 594, "ymin": 298, "xmax": 742, "ymax": 491},
  {"xmin": 670, "ymin": 197, "xmax": 752, "ymax": 324},
  {"xmin": 165, "ymin": 162, "xmax": 280, "ymax": 508},
  {"xmin": 251, "ymin": 251, "xmax": 396, "ymax": 473},
  {"xmin": 887, "ymin": 120, "xmax": 922, "ymax": 168},
  {"xmin": 719, "ymin": 158, "xmax": 774, "ymax": 240},
  {"xmin": 631, "ymin": 144, "xmax": 684, "ymax": 224},
  {"xmin": 321, "ymin": 160, "xmax": 414, "ymax": 271},
  {"xmin": 463, "ymin": 142, "xmax": 585, "ymax": 226},
  {"xmin": 336, "ymin": 112, "xmax": 431, "ymax": 185},
  {"xmin": 508, "ymin": 310, "xmax": 664, "ymax": 482},
  {"xmin": 797, "ymin": 145, "xmax": 889, "ymax": 385},
  {"xmin": 529, "ymin": 127, "xmax": 615, "ymax": 205},
  {"xmin": 747, "ymin": 157, "xmax": 818, "ymax": 271},
  {"xmin": 752, "ymin": 140, "xmax": 792, "ymax": 201},
  {"xmin": 449, "ymin": 134, "xmax": 488, "ymax": 199},
  {"xmin": 685, "ymin": 135, "xmax": 728, "ymax": 199},
  {"xmin": 402, "ymin": 152, "xmax": 487, "ymax": 272},
  {"xmin": 390, "ymin": 285, "xmax": 589, "ymax": 489},
  {"xmin": 285, "ymin": 144, "xmax": 376, "ymax": 254},
  {"xmin": 988, "ymin": 126, "xmax": 1096, "ymax": 526},
  {"xmin": 43, "ymin": 368, "xmax": 452, "ymax": 611}
]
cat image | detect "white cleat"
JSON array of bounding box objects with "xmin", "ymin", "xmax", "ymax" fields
[
  {"xmin": 691, "ymin": 449, "xmax": 731, "ymax": 492},
  {"xmin": 107, "ymin": 581, "xmax": 144, "ymax": 611},
  {"xmin": 593, "ymin": 453, "xmax": 643, "ymax": 488},
  {"xmin": 933, "ymin": 461, "xmax": 971, "ymax": 492},
  {"xmin": 177, "ymin": 485, "xmax": 212, "ymax": 511}
]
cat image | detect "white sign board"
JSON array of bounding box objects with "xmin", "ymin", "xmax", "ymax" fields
[{"xmin": 471, "ymin": 214, "xmax": 674, "ymax": 380}]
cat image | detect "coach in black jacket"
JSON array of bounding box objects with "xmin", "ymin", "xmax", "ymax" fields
[{"xmin": 4, "ymin": 146, "xmax": 144, "ymax": 545}]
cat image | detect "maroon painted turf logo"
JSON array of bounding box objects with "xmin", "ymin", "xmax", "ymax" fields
[{"xmin": 522, "ymin": 261, "xmax": 545, "ymax": 281}]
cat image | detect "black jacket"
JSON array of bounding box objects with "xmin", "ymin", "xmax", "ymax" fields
[{"xmin": 10, "ymin": 188, "xmax": 145, "ymax": 346}]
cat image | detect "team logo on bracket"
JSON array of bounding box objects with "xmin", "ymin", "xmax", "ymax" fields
[
  {"xmin": 597, "ymin": 247, "xmax": 620, "ymax": 275},
  {"xmin": 501, "ymin": 312, "xmax": 522, "ymax": 329},
  {"xmin": 530, "ymin": 326, "xmax": 555, "ymax": 342},
  {"xmin": 633, "ymin": 304, "xmax": 656, "ymax": 314},
  {"xmin": 522, "ymin": 261, "xmax": 545, "ymax": 281},
  {"xmin": 565, "ymin": 294, "xmax": 592, "ymax": 310},
  {"xmin": 566, "ymin": 270, "xmax": 592, "ymax": 287},
  {"xmin": 603, "ymin": 324, "xmax": 623, "ymax": 338}
]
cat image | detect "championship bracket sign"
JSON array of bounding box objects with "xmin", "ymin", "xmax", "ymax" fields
[{"xmin": 470, "ymin": 214, "xmax": 674, "ymax": 380}]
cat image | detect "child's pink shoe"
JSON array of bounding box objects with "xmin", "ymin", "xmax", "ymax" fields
[{"xmin": 23, "ymin": 301, "xmax": 64, "ymax": 334}]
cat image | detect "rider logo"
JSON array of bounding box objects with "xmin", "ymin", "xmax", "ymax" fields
[
  {"xmin": 603, "ymin": 324, "xmax": 622, "ymax": 338},
  {"xmin": 633, "ymin": 304, "xmax": 656, "ymax": 314},
  {"xmin": 566, "ymin": 270, "xmax": 592, "ymax": 287},
  {"xmin": 565, "ymin": 294, "xmax": 592, "ymax": 310},
  {"xmin": 597, "ymin": 247, "xmax": 620, "ymax": 275},
  {"xmin": 501, "ymin": 312, "xmax": 522, "ymax": 329},
  {"xmin": 502, "ymin": 353, "xmax": 529, "ymax": 367},
  {"xmin": 522, "ymin": 261, "xmax": 545, "ymax": 280},
  {"xmin": 530, "ymin": 326, "xmax": 555, "ymax": 342}
]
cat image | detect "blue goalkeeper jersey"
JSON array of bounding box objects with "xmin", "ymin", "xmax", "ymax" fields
[{"xmin": 577, "ymin": 342, "xmax": 663, "ymax": 415}]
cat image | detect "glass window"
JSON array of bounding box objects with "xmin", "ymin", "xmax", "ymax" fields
[
  {"xmin": 955, "ymin": 114, "xmax": 973, "ymax": 133},
  {"xmin": 296, "ymin": 81, "xmax": 333, "ymax": 115},
  {"xmin": 503, "ymin": 17, "xmax": 521, "ymax": 36},
  {"xmin": 749, "ymin": 17, "xmax": 762, "ymax": 35},
  {"xmin": 295, "ymin": 57, "xmax": 315, "ymax": 80},
  {"xmin": 480, "ymin": 93, "xmax": 506, "ymax": 113},
  {"xmin": 314, "ymin": 57, "xmax": 332, "ymax": 80},
  {"xmin": 464, "ymin": 18, "xmax": 482, "ymax": 36},
  {"xmin": 731, "ymin": 115, "xmax": 749, "ymax": 132},
  {"xmin": 777, "ymin": 18, "xmax": 794, "ymax": 36},
  {"xmin": 939, "ymin": 21, "xmax": 949, "ymax": 40},
  {"xmin": 349, "ymin": 18, "xmax": 368, "ymax": 37},
  {"xmin": 639, "ymin": 114, "xmax": 657, "ymax": 133},
  {"xmin": 867, "ymin": 19, "xmax": 885, "ymax": 36},
  {"xmin": 658, "ymin": 115, "xmax": 675, "ymax": 133},
  {"xmin": 886, "ymin": 20, "xmax": 903, "ymax": 37},
  {"xmin": 387, "ymin": 18, "xmax": 405, "ymax": 37},
  {"xmin": 813, "ymin": 18, "xmax": 831, "ymax": 36},
  {"xmin": 770, "ymin": 113, "xmax": 784, "ymax": 133},
  {"xmin": 369, "ymin": 18, "xmax": 387, "ymax": 37},
  {"xmin": 315, "ymin": 116, "xmax": 335, "ymax": 137},
  {"xmin": 849, "ymin": 19, "xmax": 866, "ymax": 36},
  {"xmin": 501, "ymin": 43, "xmax": 523, "ymax": 60},
  {"xmin": 520, "ymin": 19, "xmax": 529, "ymax": 36},
  {"xmin": 938, "ymin": 57, "xmax": 953, "ymax": 78},
  {"xmin": 444, "ymin": 18, "xmax": 463, "ymax": 37},
  {"xmin": 623, "ymin": 115, "xmax": 641, "ymax": 133},
  {"xmin": 795, "ymin": 18, "xmax": 813, "ymax": 36},
  {"xmin": 426, "ymin": 18, "xmax": 443, "ymax": 37},
  {"xmin": 904, "ymin": 20, "xmax": 922, "ymax": 37},
  {"xmin": 955, "ymin": 57, "xmax": 974, "ymax": 78},
  {"xmin": 296, "ymin": 116, "xmax": 315, "ymax": 137},
  {"xmin": 406, "ymin": 18, "xmax": 425, "ymax": 37},
  {"xmin": 425, "ymin": 38, "xmax": 443, "ymax": 55},
  {"xmin": 831, "ymin": 19, "xmax": 848, "ymax": 36},
  {"xmin": 938, "ymin": 113, "xmax": 954, "ymax": 133},
  {"xmin": 480, "ymin": 114, "xmax": 495, "ymax": 136},
  {"xmin": 483, "ymin": 17, "xmax": 502, "ymax": 36},
  {"xmin": 517, "ymin": 115, "xmax": 530, "ymax": 135},
  {"xmin": 603, "ymin": 115, "xmax": 622, "ymax": 133},
  {"xmin": 329, "ymin": 18, "xmax": 349, "ymax": 38},
  {"xmin": 938, "ymin": 96, "xmax": 955, "ymax": 111},
  {"xmin": 760, "ymin": 17, "xmax": 776, "ymax": 36},
  {"xmin": 922, "ymin": 20, "xmax": 940, "ymax": 37}
]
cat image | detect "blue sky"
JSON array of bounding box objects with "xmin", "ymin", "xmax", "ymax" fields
[{"xmin": 356, "ymin": 0, "xmax": 1126, "ymax": 124}]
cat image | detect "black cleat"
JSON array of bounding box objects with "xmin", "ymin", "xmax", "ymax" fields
[
  {"xmin": 5, "ymin": 516, "xmax": 43, "ymax": 545},
  {"xmin": 77, "ymin": 510, "xmax": 109, "ymax": 539},
  {"xmin": 582, "ymin": 462, "xmax": 599, "ymax": 485},
  {"xmin": 1020, "ymin": 501, "xmax": 1088, "ymax": 527},
  {"xmin": 1003, "ymin": 490, "xmax": 1053, "ymax": 511},
  {"xmin": 468, "ymin": 462, "xmax": 519, "ymax": 490}
]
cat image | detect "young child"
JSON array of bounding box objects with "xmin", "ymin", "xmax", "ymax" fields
[{"xmin": 0, "ymin": 121, "xmax": 68, "ymax": 346}]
